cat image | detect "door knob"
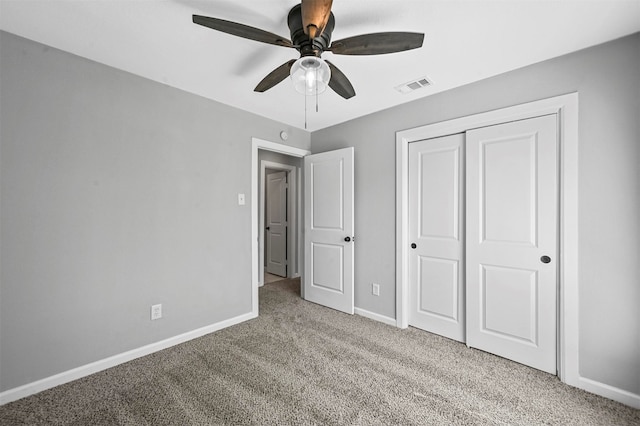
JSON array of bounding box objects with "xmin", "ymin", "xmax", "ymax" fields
[
  {"xmin": 541, "ymin": 255, "xmax": 551, "ymax": 264},
  {"xmin": 266, "ymin": 226, "xmax": 270, "ymax": 230},
  {"xmin": 344, "ymin": 236, "xmax": 351, "ymax": 242},
  {"xmin": 411, "ymin": 243, "xmax": 417, "ymax": 249}
]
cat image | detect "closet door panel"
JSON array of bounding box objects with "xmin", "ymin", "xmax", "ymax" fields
[
  {"xmin": 466, "ymin": 114, "xmax": 558, "ymax": 374},
  {"xmin": 408, "ymin": 133, "xmax": 465, "ymax": 342}
]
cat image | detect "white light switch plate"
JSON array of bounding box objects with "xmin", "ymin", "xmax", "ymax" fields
[{"xmin": 238, "ymin": 193, "xmax": 245, "ymax": 205}]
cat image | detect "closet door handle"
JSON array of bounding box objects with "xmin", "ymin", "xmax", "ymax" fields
[
  {"xmin": 411, "ymin": 243, "xmax": 417, "ymax": 249},
  {"xmin": 541, "ymin": 255, "xmax": 551, "ymax": 264}
]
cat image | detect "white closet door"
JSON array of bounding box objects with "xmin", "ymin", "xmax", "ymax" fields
[
  {"xmin": 466, "ymin": 114, "xmax": 558, "ymax": 374},
  {"xmin": 408, "ymin": 134, "xmax": 465, "ymax": 342}
]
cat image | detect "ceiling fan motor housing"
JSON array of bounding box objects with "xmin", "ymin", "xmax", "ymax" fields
[{"xmin": 288, "ymin": 4, "xmax": 334, "ymax": 57}]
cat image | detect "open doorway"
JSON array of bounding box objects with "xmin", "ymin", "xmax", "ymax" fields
[
  {"xmin": 259, "ymin": 158, "xmax": 299, "ymax": 285},
  {"xmin": 251, "ymin": 138, "xmax": 310, "ymax": 315}
]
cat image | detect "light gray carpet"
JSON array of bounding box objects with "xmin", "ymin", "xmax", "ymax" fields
[
  {"xmin": 264, "ymin": 272, "xmax": 287, "ymax": 284},
  {"xmin": 1, "ymin": 278, "xmax": 638, "ymax": 425}
]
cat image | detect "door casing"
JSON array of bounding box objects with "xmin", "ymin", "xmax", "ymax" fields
[{"xmin": 396, "ymin": 93, "xmax": 579, "ymax": 385}]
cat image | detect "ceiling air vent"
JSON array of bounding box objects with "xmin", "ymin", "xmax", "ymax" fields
[{"xmin": 395, "ymin": 76, "xmax": 432, "ymax": 94}]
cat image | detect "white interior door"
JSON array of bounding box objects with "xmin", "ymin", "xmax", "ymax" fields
[
  {"xmin": 266, "ymin": 171, "xmax": 287, "ymax": 277},
  {"xmin": 304, "ymin": 147, "xmax": 354, "ymax": 314},
  {"xmin": 466, "ymin": 114, "xmax": 558, "ymax": 374},
  {"xmin": 408, "ymin": 134, "xmax": 465, "ymax": 342}
]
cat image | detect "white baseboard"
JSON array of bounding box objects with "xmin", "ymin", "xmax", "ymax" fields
[
  {"xmin": 354, "ymin": 307, "xmax": 397, "ymax": 327},
  {"xmin": 4, "ymin": 309, "xmax": 638, "ymax": 411},
  {"xmin": 0, "ymin": 311, "xmax": 257, "ymax": 406},
  {"xmin": 575, "ymin": 376, "xmax": 640, "ymax": 409}
]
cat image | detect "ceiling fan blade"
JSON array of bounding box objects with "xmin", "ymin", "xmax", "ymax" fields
[
  {"xmin": 193, "ymin": 15, "xmax": 294, "ymax": 48},
  {"xmin": 329, "ymin": 32, "xmax": 424, "ymax": 55},
  {"xmin": 326, "ymin": 60, "xmax": 355, "ymax": 99},
  {"xmin": 301, "ymin": 0, "xmax": 333, "ymax": 39},
  {"xmin": 254, "ymin": 60, "xmax": 297, "ymax": 93}
]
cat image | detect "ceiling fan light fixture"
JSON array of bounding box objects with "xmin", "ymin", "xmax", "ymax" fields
[
  {"xmin": 193, "ymin": 1, "xmax": 424, "ymax": 100},
  {"xmin": 290, "ymin": 56, "xmax": 331, "ymax": 95}
]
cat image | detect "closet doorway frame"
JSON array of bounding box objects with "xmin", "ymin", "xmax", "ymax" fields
[{"xmin": 395, "ymin": 93, "xmax": 579, "ymax": 385}]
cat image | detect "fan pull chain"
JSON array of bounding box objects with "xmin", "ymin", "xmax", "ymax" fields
[
  {"xmin": 316, "ymin": 67, "xmax": 319, "ymax": 113},
  {"xmin": 303, "ymin": 67, "xmax": 323, "ymax": 130}
]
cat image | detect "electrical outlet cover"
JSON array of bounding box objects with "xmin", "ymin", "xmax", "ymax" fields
[
  {"xmin": 151, "ymin": 304, "xmax": 162, "ymax": 320},
  {"xmin": 372, "ymin": 283, "xmax": 380, "ymax": 296}
]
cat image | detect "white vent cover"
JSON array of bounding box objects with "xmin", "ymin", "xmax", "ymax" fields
[{"xmin": 395, "ymin": 76, "xmax": 432, "ymax": 94}]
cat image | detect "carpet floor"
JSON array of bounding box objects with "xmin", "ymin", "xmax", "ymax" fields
[
  {"xmin": 1, "ymin": 278, "xmax": 638, "ymax": 425},
  {"xmin": 264, "ymin": 272, "xmax": 287, "ymax": 284}
]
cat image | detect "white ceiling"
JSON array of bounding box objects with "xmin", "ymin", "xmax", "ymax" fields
[{"xmin": 1, "ymin": 1, "xmax": 639, "ymax": 131}]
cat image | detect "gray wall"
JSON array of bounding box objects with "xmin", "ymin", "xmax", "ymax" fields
[
  {"xmin": 0, "ymin": 31, "xmax": 310, "ymax": 392},
  {"xmin": 311, "ymin": 33, "xmax": 640, "ymax": 395}
]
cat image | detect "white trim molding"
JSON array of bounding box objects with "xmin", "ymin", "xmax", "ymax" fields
[
  {"xmin": 355, "ymin": 308, "xmax": 397, "ymax": 327},
  {"xmin": 0, "ymin": 311, "xmax": 256, "ymax": 405},
  {"xmin": 576, "ymin": 377, "xmax": 640, "ymax": 409}
]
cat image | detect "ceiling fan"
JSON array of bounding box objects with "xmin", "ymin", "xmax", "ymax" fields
[{"xmin": 193, "ymin": 0, "xmax": 424, "ymax": 99}]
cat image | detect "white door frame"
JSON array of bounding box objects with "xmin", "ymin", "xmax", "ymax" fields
[
  {"xmin": 251, "ymin": 138, "xmax": 310, "ymax": 316},
  {"xmin": 396, "ymin": 93, "xmax": 579, "ymax": 385},
  {"xmin": 261, "ymin": 162, "xmax": 297, "ymax": 283}
]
